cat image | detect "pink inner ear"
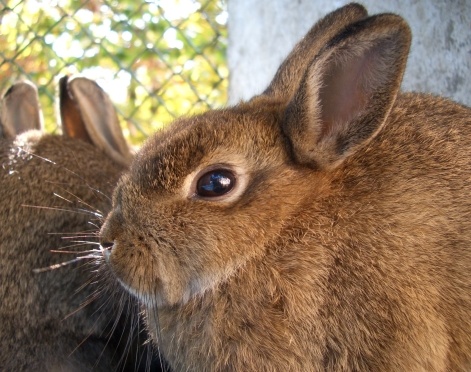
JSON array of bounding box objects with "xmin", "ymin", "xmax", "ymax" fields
[{"xmin": 319, "ymin": 51, "xmax": 372, "ymax": 139}]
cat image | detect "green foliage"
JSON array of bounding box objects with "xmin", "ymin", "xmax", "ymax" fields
[{"xmin": 0, "ymin": 0, "xmax": 228, "ymax": 144}]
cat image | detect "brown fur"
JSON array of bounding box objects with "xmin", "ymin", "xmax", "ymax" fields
[
  {"xmin": 0, "ymin": 77, "xmax": 146, "ymax": 370},
  {"xmin": 101, "ymin": 4, "xmax": 471, "ymax": 371}
]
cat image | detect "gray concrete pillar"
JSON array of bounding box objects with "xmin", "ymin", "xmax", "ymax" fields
[{"xmin": 228, "ymin": 1, "xmax": 471, "ymax": 106}]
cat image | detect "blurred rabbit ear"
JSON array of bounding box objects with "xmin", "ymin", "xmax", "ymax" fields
[
  {"xmin": 0, "ymin": 81, "xmax": 43, "ymax": 139},
  {"xmin": 59, "ymin": 75, "xmax": 93, "ymax": 143},
  {"xmin": 59, "ymin": 75, "xmax": 132, "ymax": 166},
  {"xmin": 262, "ymin": 3, "xmax": 367, "ymax": 102},
  {"xmin": 282, "ymin": 14, "xmax": 411, "ymax": 170}
]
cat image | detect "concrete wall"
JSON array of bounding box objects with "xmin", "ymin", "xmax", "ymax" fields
[{"xmin": 227, "ymin": 1, "xmax": 471, "ymax": 106}]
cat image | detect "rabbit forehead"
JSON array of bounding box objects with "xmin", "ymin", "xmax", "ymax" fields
[{"xmin": 130, "ymin": 105, "xmax": 286, "ymax": 192}]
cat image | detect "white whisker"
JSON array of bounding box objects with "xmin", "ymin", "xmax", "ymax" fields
[
  {"xmin": 21, "ymin": 204, "xmax": 100, "ymax": 217},
  {"xmin": 32, "ymin": 257, "xmax": 91, "ymax": 273}
]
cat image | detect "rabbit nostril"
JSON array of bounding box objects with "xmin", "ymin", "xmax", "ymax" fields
[
  {"xmin": 100, "ymin": 242, "xmax": 114, "ymax": 262},
  {"xmin": 101, "ymin": 241, "xmax": 114, "ymax": 249}
]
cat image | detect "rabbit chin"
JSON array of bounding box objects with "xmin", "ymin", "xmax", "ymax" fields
[
  {"xmin": 116, "ymin": 266, "xmax": 240, "ymax": 309},
  {"xmin": 113, "ymin": 276, "xmax": 178, "ymax": 309}
]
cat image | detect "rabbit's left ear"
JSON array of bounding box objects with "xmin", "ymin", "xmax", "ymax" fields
[
  {"xmin": 263, "ymin": 3, "xmax": 368, "ymax": 102},
  {"xmin": 0, "ymin": 81, "xmax": 43, "ymax": 139},
  {"xmin": 59, "ymin": 75, "xmax": 132, "ymax": 166},
  {"xmin": 283, "ymin": 14, "xmax": 411, "ymax": 170}
]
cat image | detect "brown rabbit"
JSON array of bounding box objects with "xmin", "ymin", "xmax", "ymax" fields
[
  {"xmin": 0, "ymin": 76, "xmax": 162, "ymax": 371},
  {"xmin": 100, "ymin": 3, "xmax": 471, "ymax": 371}
]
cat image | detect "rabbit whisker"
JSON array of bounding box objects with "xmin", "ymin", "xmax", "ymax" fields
[
  {"xmin": 21, "ymin": 203, "xmax": 101, "ymax": 217},
  {"xmin": 53, "ymin": 188, "xmax": 106, "ymax": 217},
  {"xmin": 57, "ymin": 242, "xmax": 99, "ymax": 249},
  {"xmin": 49, "ymin": 242, "xmax": 98, "ymax": 251},
  {"xmin": 51, "ymin": 192, "xmax": 74, "ymax": 204},
  {"xmin": 88, "ymin": 221, "xmax": 102, "ymax": 230},
  {"xmin": 62, "ymin": 168, "xmax": 114, "ymax": 203},
  {"xmin": 32, "ymin": 256, "xmax": 91, "ymax": 273},
  {"xmin": 53, "ymin": 225, "xmax": 100, "ymax": 232},
  {"xmin": 57, "ymin": 239, "xmax": 100, "ymax": 246},
  {"xmin": 111, "ymin": 297, "xmax": 135, "ymax": 368},
  {"xmin": 48, "ymin": 249, "xmax": 97, "ymax": 254},
  {"xmin": 25, "ymin": 151, "xmax": 56, "ymax": 165},
  {"xmin": 72, "ymin": 275, "xmax": 99, "ymax": 296},
  {"xmin": 94, "ymin": 292, "xmax": 131, "ymax": 369},
  {"xmin": 90, "ymin": 264, "xmax": 157, "ymax": 372},
  {"xmin": 48, "ymin": 231, "xmax": 97, "ymax": 236},
  {"xmin": 25, "ymin": 150, "xmax": 112, "ymax": 203},
  {"xmin": 63, "ymin": 280, "xmax": 126, "ymax": 369}
]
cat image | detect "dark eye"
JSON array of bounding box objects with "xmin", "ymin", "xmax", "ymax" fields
[{"xmin": 196, "ymin": 169, "xmax": 236, "ymax": 197}]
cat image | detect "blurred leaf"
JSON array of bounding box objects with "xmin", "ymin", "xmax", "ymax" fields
[{"xmin": 0, "ymin": 0, "xmax": 228, "ymax": 142}]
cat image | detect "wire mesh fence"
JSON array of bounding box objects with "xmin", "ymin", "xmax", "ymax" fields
[{"xmin": 0, "ymin": 0, "xmax": 228, "ymax": 144}]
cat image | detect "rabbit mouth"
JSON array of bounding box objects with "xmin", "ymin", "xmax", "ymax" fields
[
  {"xmin": 108, "ymin": 247, "xmax": 241, "ymax": 309},
  {"xmin": 103, "ymin": 245, "xmax": 189, "ymax": 308}
]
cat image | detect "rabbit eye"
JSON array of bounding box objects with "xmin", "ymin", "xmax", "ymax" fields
[
  {"xmin": 196, "ymin": 169, "xmax": 236, "ymax": 197},
  {"xmin": 184, "ymin": 163, "xmax": 247, "ymax": 202}
]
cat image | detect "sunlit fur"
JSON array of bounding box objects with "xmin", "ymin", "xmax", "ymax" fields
[{"xmin": 101, "ymin": 3, "xmax": 471, "ymax": 371}]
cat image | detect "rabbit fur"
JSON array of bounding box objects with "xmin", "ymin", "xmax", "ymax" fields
[
  {"xmin": 100, "ymin": 3, "xmax": 471, "ymax": 371},
  {"xmin": 0, "ymin": 76, "xmax": 158, "ymax": 371}
]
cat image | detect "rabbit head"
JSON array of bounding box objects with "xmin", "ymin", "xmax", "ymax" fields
[
  {"xmin": 101, "ymin": 3, "xmax": 471, "ymax": 371},
  {"xmin": 0, "ymin": 76, "xmax": 161, "ymax": 371}
]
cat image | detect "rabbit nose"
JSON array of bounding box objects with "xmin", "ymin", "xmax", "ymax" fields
[{"xmin": 100, "ymin": 241, "xmax": 114, "ymax": 262}]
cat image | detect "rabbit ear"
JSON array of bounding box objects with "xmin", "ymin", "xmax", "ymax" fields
[
  {"xmin": 59, "ymin": 75, "xmax": 93, "ymax": 143},
  {"xmin": 0, "ymin": 81, "xmax": 43, "ymax": 139},
  {"xmin": 262, "ymin": 3, "xmax": 367, "ymax": 101},
  {"xmin": 59, "ymin": 75, "xmax": 132, "ymax": 166},
  {"xmin": 282, "ymin": 14, "xmax": 411, "ymax": 170}
]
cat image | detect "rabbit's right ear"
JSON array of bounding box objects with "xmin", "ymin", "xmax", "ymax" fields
[
  {"xmin": 282, "ymin": 14, "xmax": 411, "ymax": 170},
  {"xmin": 59, "ymin": 75, "xmax": 132, "ymax": 166},
  {"xmin": 0, "ymin": 81, "xmax": 43, "ymax": 139},
  {"xmin": 262, "ymin": 3, "xmax": 368, "ymax": 101}
]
